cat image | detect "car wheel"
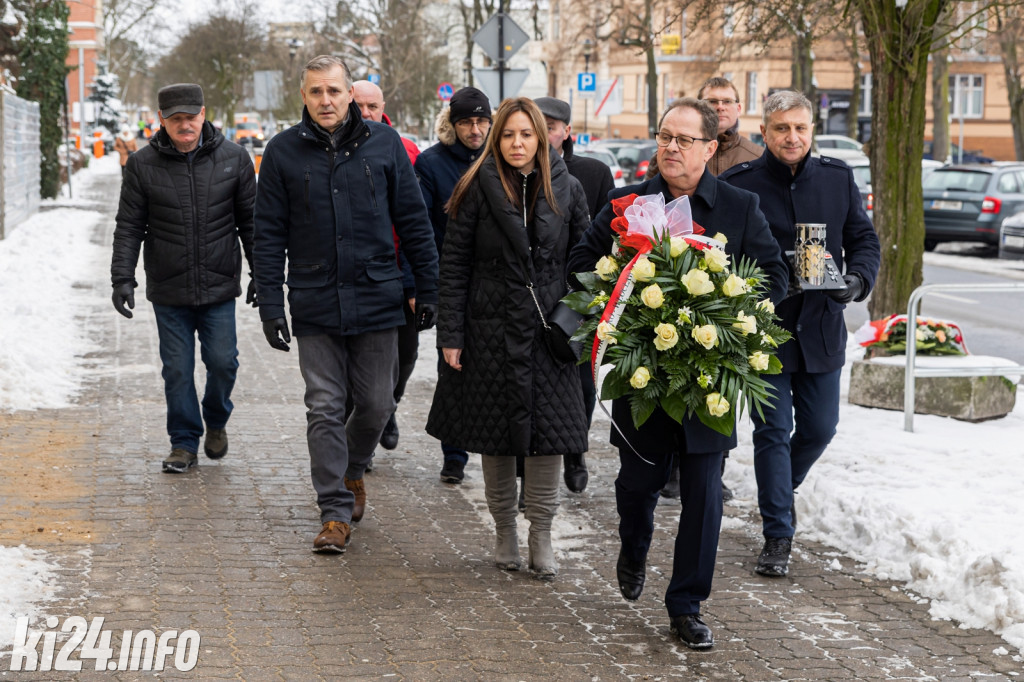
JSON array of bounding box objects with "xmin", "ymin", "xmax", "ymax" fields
[{"xmin": 924, "ymin": 238, "xmax": 937, "ymax": 252}]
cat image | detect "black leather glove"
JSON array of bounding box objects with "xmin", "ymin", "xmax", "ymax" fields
[
  {"xmin": 829, "ymin": 273, "xmax": 864, "ymax": 304},
  {"xmin": 112, "ymin": 282, "xmax": 135, "ymax": 318},
  {"xmin": 262, "ymin": 318, "xmax": 291, "ymax": 352},
  {"xmin": 246, "ymin": 278, "xmax": 258, "ymax": 307},
  {"xmin": 415, "ymin": 302, "xmax": 438, "ymax": 331}
]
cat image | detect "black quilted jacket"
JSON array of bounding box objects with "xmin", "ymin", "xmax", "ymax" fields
[
  {"xmin": 426, "ymin": 153, "xmax": 590, "ymax": 457},
  {"xmin": 111, "ymin": 122, "xmax": 256, "ymax": 306}
]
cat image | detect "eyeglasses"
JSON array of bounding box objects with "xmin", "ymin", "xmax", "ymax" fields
[
  {"xmin": 655, "ymin": 131, "xmax": 713, "ymax": 150},
  {"xmin": 702, "ymin": 98, "xmax": 738, "ymax": 106},
  {"xmin": 455, "ymin": 118, "xmax": 491, "ymax": 130}
]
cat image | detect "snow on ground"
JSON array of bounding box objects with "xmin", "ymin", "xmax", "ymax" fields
[{"xmin": 1, "ymin": 154, "xmax": 1023, "ymax": 654}]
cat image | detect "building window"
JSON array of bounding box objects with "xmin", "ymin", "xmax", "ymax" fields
[
  {"xmin": 858, "ymin": 73, "xmax": 872, "ymax": 117},
  {"xmin": 746, "ymin": 72, "xmax": 758, "ymax": 114},
  {"xmin": 950, "ymin": 74, "xmax": 984, "ymax": 118}
]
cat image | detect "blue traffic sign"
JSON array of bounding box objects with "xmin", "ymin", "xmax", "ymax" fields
[
  {"xmin": 368, "ymin": 74, "xmax": 381, "ymax": 85},
  {"xmin": 576, "ymin": 133, "xmax": 591, "ymax": 146},
  {"xmin": 438, "ymin": 82, "xmax": 455, "ymax": 101},
  {"xmin": 578, "ymin": 72, "xmax": 596, "ymax": 92}
]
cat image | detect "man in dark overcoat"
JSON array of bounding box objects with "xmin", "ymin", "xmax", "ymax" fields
[
  {"xmin": 568, "ymin": 98, "xmax": 788, "ymax": 649},
  {"xmin": 720, "ymin": 90, "xmax": 880, "ymax": 578}
]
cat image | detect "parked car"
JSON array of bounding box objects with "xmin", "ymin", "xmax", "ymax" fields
[
  {"xmin": 998, "ymin": 209, "xmax": 1024, "ymax": 259},
  {"xmin": 814, "ymin": 134, "xmax": 867, "ymax": 161},
  {"xmin": 846, "ymin": 158, "xmax": 946, "ymax": 221},
  {"xmin": 846, "ymin": 157, "xmax": 873, "ymax": 218},
  {"xmin": 575, "ymin": 147, "xmax": 626, "ymax": 188},
  {"xmin": 591, "ymin": 139, "xmax": 659, "ymax": 181},
  {"xmin": 923, "ymin": 140, "xmax": 993, "ymax": 164},
  {"xmin": 922, "ymin": 164, "xmax": 1024, "ymax": 250}
]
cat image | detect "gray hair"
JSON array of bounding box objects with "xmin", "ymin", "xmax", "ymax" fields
[
  {"xmin": 658, "ymin": 97, "xmax": 718, "ymax": 141},
  {"xmin": 762, "ymin": 90, "xmax": 813, "ymax": 126},
  {"xmin": 301, "ymin": 55, "xmax": 352, "ymax": 91}
]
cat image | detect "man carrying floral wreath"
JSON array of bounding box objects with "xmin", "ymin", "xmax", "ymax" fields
[
  {"xmin": 720, "ymin": 90, "xmax": 880, "ymax": 579},
  {"xmin": 567, "ymin": 97, "xmax": 788, "ymax": 649}
]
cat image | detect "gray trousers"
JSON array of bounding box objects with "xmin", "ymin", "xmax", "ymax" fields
[{"xmin": 297, "ymin": 330, "xmax": 398, "ymax": 523}]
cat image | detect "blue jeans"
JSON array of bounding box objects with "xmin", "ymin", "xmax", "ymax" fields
[
  {"xmin": 298, "ymin": 331, "xmax": 398, "ymax": 523},
  {"xmin": 152, "ymin": 300, "xmax": 239, "ymax": 454},
  {"xmin": 616, "ymin": 448, "xmax": 724, "ymax": 617},
  {"xmin": 436, "ymin": 349, "xmax": 469, "ymax": 466},
  {"xmin": 752, "ymin": 369, "xmax": 841, "ymax": 539}
]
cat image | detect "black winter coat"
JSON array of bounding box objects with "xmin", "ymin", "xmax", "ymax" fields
[
  {"xmin": 111, "ymin": 122, "xmax": 256, "ymax": 306},
  {"xmin": 253, "ymin": 104, "xmax": 438, "ymax": 336},
  {"xmin": 720, "ymin": 152, "xmax": 881, "ymax": 374},
  {"xmin": 568, "ymin": 171, "xmax": 789, "ymax": 455},
  {"xmin": 426, "ymin": 154, "xmax": 590, "ymax": 457},
  {"xmin": 559, "ymin": 136, "xmax": 615, "ymax": 219}
]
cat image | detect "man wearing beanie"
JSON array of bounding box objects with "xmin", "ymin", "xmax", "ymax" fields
[
  {"xmin": 534, "ymin": 96, "xmax": 614, "ymax": 495},
  {"xmin": 414, "ymin": 86, "xmax": 492, "ymax": 485},
  {"xmin": 111, "ymin": 82, "xmax": 257, "ymax": 474}
]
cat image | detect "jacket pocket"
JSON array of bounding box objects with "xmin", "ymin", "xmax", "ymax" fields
[
  {"xmin": 364, "ymin": 259, "xmax": 400, "ymax": 283},
  {"xmin": 363, "ymin": 160, "xmax": 379, "ymax": 210},
  {"xmin": 286, "ymin": 262, "xmax": 328, "ymax": 288}
]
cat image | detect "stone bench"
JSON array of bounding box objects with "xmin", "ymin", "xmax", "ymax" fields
[{"xmin": 848, "ymin": 354, "xmax": 1020, "ymax": 422}]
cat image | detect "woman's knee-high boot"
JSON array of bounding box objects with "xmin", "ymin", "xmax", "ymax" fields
[
  {"xmin": 481, "ymin": 455, "xmax": 521, "ymax": 570},
  {"xmin": 524, "ymin": 455, "xmax": 561, "ymax": 580}
]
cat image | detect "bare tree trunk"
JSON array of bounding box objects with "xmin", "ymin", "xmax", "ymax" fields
[
  {"xmin": 644, "ymin": 0, "xmax": 659, "ymax": 137},
  {"xmin": 854, "ymin": 0, "xmax": 951, "ymax": 320},
  {"xmin": 995, "ymin": 6, "xmax": 1024, "ymax": 161},
  {"xmin": 848, "ymin": 22, "xmax": 862, "ymax": 140},
  {"xmin": 931, "ymin": 46, "xmax": 950, "ymax": 163}
]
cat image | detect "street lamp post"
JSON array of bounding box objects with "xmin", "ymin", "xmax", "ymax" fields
[
  {"xmin": 582, "ymin": 39, "xmax": 593, "ymax": 135},
  {"xmin": 463, "ymin": 57, "xmax": 472, "ymax": 87}
]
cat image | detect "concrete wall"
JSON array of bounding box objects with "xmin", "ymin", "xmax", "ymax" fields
[{"xmin": 0, "ymin": 91, "xmax": 42, "ymax": 240}]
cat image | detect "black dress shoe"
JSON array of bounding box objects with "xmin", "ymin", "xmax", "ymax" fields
[
  {"xmin": 562, "ymin": 452, "xmax": 589, "ymax": 493},
  {"xmin": 616, "ymin": 549, "xmax": 646, "ymax": 601},
  {"xmin": 379, "ymin": 412, "xmax": 399, "ymax": 450},
  {"xmin": 670, "ymin": 614, "xmax": 714, "ymax": 649}
]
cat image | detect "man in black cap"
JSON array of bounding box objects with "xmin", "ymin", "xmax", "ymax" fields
[
  {"xmin": 414, "ymin": 86, "xmax": 492, "ymax": 485},
  {"xmin": 534, "ymin": 96, "xmax": 615, "ymax": 495},
  {"xmin": 111, "ymin": 82, "xmax": 257, "ymax": 474}
]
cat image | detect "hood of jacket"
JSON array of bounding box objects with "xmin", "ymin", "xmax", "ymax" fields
[{"xmin": 434, "ymin": 106, "xmax": 457, "ymax": 146}]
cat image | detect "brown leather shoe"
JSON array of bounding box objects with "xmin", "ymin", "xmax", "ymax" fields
[
  {"xmin": 313, "ymin": 521, "xmax": 350, "ymax": 554},
  {"xmin": 344, "ymin": 477, "xmax": 366, "ymax": 522}
]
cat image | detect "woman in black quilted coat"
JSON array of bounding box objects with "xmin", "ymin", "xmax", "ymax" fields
[{"xmin": 426, "ymin": 98, "xmax": 590, "ymax": 579}]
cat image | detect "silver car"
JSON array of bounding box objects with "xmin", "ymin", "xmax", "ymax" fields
[{"xmin": 576, "ymin": 147, "xmax": 626, "ymax": 188}]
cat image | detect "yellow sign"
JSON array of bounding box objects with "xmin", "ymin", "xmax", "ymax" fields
[{"xmin": 661, "ymin": 34, "xmax": 681, "ymax": 55}]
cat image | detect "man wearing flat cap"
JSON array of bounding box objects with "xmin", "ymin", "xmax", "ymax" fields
[
  {"xmin": 535, "ymin": 96, "xmax": 615, "ymax": 496},
  {"xmin": 111, "ymin": 82, "xmax": 257, "ymax": 474},
  {"xmin": 414, "ymin": 86, "xmax": 492, "ymax": 486}
]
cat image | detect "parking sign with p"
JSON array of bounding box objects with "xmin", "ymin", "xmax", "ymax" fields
[{"xmin": 578, "ymin": 72, "xmax": 596, "ymax": 92}]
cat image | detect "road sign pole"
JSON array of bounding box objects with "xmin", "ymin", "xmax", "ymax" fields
[{"xmin": 498, "ymin": 13, "xmax": 505, "ymax": 101}]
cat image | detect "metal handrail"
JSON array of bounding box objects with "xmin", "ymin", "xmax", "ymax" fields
[{"xmin": 903, "ymin": 282, "xmax": 1024, "ymax": 432}]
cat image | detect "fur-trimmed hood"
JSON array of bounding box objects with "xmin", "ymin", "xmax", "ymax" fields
[{"xmin": 434, "ymin": 107, "xmax": 457, "ymax": 146}]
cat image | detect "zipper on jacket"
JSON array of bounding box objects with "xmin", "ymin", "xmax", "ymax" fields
[
  {"xmin": 188, "ymin": 157, "xmax": 201, "ymax": 300},
  {"xmin": 521, "ymin": 174, "xmax": 528, "ymax": 228},
  {"xmin": 303, "ymin": 171, "xmax": 311, "ymax": 222},
  {"xmin": 364, "ymin": 160, "xmax": 378, "ymax": 209}
]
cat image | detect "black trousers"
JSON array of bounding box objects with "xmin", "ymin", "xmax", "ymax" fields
[{"xmin": 616, "ymin": 447, "xmax": 724, "ymax": 617}]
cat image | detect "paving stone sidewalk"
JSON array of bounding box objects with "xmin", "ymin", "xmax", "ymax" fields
[{"xmin": 1, "ymin": 160, "xmax": 1020, "ymax": 680}]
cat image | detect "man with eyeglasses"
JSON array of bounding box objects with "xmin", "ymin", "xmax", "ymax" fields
[
  {"xmin": 415, "ymin": 87, "xmax": 492, "ymax": 485},
  {"xmin": 568, "ymin": 97, "xmax": 788, "ymax": 650},
  {"xmin": 699, "ymin": 76, "xmax": 763, "ymax": 176},
  {"xmin": 721, "ymin": 90, "xmax": 879, "ymax": 580}
]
